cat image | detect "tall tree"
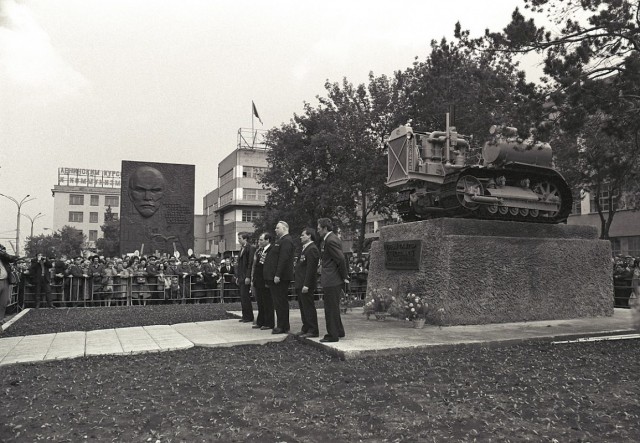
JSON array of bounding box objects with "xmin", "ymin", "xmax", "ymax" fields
[
  {"xmin": 400, "ymin": 36, "xmax": 545, "ymax": 142},
  {"xmin": 56, "ymin": 226, "xmax": 86, "ymax": 257},
  {"xmin": 257, "ymin": 74, "xmax": 401, "ymax": 254},
  {"xmin": 552, "ymin": 113, "xmax": 640, "ymax": 239},
  {"xmin": 96, "ymin": 206, "xmax": 120, "ymax": 256},
  {"xmin": 24, "ymin": 234, "xmax": 59, "ymax": 258},
  {"xmin": 256, "ymin": 104, "xmax": 356, "ymax": 238},
  {"xmin": 480, "ymin": 0, "xmax": 639, "ymax": 131},
  {"xmin": 320, "ymin": 75, "xmax": 399, "ymax": 256},
  {"xmin": 476, "ymin": 0, "xmax": 640, "ymax": 238},
  {"xmin": 23, "ymin": 225, "xmax": 86, "ymax": 258}
]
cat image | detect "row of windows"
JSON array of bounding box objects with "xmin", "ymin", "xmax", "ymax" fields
[
  {"xmin": 572, "ymin": 185, "xmax": 640, "ymax": 214},
  {"xmin": 205, "ymin": 211, "xmax": 263, "ymax": 232},
  {"xmin": 68, "ymin": 211, "xmax": 119, "ymax": 223},
  {"xmin": 218, "ymin": 189, "xmax": 270, "ymax": 207},
  {"xmin": 219, "ymin": 166, "xmax": 267, "ymax": 187},
  {"xmin": 219, "ymin": 169, "xmax": 234, "ymax": 186},
  {"xmin": 220, "ymin": 191, "xmax": 233, "ymax": 206},
  {"xmin": 590, "ymin": 188, "xmax": 620, "ymax": 213},
  {"xmin": 69, "ymin": 194, "xmax": 119, "ymax": 207},
  {"xmin": 243, "ymin": 166, "xmax": 267, "ymax": 179},
  {"xmin": 365, "ymin": 222, "xmax": 375, "ymax": 234},
  {"xmin": 67, "ymin": 229, "xmax": 99, "ymax": 242},
  {"xmin": 611, "ymin": 236, "xmax": 640, "ymax": 258},
  {"xmin": 242, "ymin": 210, "xmax": 263, "ymax": 222},
  {"xmin": 243, "ymin": 188, "xmax": 269, "ymax": 201},
  {"xmin": 219, "ymin": 189, "xmax": 271, "ymax": 207}
]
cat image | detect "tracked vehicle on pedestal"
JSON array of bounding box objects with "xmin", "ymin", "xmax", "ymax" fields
[{"xmin": 386, "ymin": 114, "xmax": 572, "ymax": 223}]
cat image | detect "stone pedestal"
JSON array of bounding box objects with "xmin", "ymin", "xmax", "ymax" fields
[{"xmin": 368, "ymin": 218, "xmax": 613, "ymax": 326}]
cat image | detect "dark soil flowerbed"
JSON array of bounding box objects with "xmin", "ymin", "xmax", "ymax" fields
[
  {"xmin": 2, "ymin": 304, "xmax": 242, "ymax": 337},
  {"xmin": 2, "ymin": 306, "xmax": 640, "ymax": 442},
  {"xmin": 4, "ymin": 300, "xmax": 338, "ymax": 337}
]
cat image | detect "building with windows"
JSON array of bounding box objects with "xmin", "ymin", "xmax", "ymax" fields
[
  {"xmin": 568, "ymin": 186, "xmax": 640, "ymax": 257},
  {"xmin": 203, "ymin": 130, "xmax": 269, "ymax": 256},
  {"xmin": 53, "ymin": 166, "xmax": 207, "ymax": 255},
  {"xmin": 52, "ymin": 167, "xmax": 122, "ymax": 249}
]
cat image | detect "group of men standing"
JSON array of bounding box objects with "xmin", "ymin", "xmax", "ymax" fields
[{"xmin": 237, "ymin": 218, "xmax": 349, "ymax": 343}]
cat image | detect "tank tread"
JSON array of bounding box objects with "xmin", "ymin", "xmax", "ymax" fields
[{"xmin": 438, "ymin": 165, "xmax": 573, "ymax": 224}]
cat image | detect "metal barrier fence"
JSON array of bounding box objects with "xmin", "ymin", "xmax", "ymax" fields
[
  {"xmin": 7, "ymin": 284, "xmax": 20, "ymax": 312},
  {"xmin": 14, "ymin": 272, "xmax": 632, "ymax": 310},
  {"xmin": 614, "ymin": 279, "xmax": 634, "ymax": 308},
  {"xmin": 16, "ymin": 273, "xmax": 369, "ymax": 309},
  {"xmin": 19, "ymin": 275, "xmax": 233, "ymax": 307}
]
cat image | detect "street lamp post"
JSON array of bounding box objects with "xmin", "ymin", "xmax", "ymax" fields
[
  {"xmin": 23, "ymin": 212, "xmax": 45, "ymax": 239},
  {"xmin": 0, "ymin": 193, "xmax": 35, "ymax": 256}
]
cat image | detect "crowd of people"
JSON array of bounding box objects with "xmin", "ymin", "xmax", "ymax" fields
[
  {"xmin": 2, "ymin": 224, "xmax": 638, "ymax": 337},
  {"xmin": 0, "ymin": 219, "xmax": 368, "ymax": 342},
  {"xmin": 8, "ymin": 251, "xmax": 239, "ymax": 307},
  {"xmin": 613, "ymin": 255, "xmax": 640, "ymax": 307}
]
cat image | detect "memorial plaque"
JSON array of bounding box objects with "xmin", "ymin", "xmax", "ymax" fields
[
  {"xmin": 120, "ymin": 161, "xmax": 195, "ymax": 256},
  {"xmin": 384, "ymin": 240, "xmax": 422, "ymax": 270}
]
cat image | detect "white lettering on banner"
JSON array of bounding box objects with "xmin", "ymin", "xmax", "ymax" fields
[{"xmin": 57, "ymin": 166, "xmax": 121, "ymax": 188}]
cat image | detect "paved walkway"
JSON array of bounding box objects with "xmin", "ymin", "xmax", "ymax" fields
[{"xmin": 0, "ymin": 308, "xmax": 637, "ymax": 365}]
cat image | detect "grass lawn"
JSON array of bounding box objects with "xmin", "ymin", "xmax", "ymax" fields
[{"xmin": 2, "ymin": 305, "xmax": 640, "ymax": 442}]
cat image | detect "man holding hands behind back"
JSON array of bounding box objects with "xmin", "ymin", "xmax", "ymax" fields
[
  {"xmin": 317, "ymin": 218, "xmax": 348, "ymax": 343},
  {"xmin": 294, "ymin": 228, "xmax": 320, "ymax": 338}
]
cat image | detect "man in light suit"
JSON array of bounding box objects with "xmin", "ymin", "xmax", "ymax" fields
[
  {"xmin": 294, "ymin": 228, "xmax": 320, "ymax": 338},
  {"xmin": 317, "ymin": 218, "xmax": 349, "ymax": 343},
  {"xmin": 236, "ymin": 232, "xmax": 255, "ymax": 323}
]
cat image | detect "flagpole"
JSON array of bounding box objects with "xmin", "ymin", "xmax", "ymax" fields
[{"xmin": 251, "ymin": 102, "xmax": 255, "ymax": 136}]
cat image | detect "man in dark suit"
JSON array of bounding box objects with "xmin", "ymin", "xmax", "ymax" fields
[
  {"xmin": 29, "ymin": 253, "xmax": 55, "ymax": 308},
  {"xmin": 294, "ymin": 228, "xmax": 320, "ymax": 338},
  {"xmin": 236, "ymin": 232, "xmax": 256, "ymax": 323},
  {"xmin": 269, "ymin": 221, "xmax": 295, "ymax": 334},
  {"xmin": 252, "ymin": 232, "xmax": 274, "ymax": 330},
  {"xmin": 201, "ymin": 257, "xmax": 219, "ymax": 302},
  {"xmin": 317, "ymin": 218, "xmax": 349, "ymax": 343},
  {"xmin": 220, "ymin": 258, "xmax": 236, "ymax": 302}
]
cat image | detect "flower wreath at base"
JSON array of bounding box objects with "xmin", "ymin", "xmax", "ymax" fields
[
  {"xmin": 362, "ymin": 287, "xmax": 395, "ymax": 316},
  {"xmin": 388, "ymin": 292, "xmax": 446, "ymax": 325}
]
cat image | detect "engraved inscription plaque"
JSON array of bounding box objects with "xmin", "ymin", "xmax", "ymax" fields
[
  {"xmin": 120, "ymin": 161, "xmax": 195, "ymax": 256},
  {"xmin": 384, "ymin": 240, "xmax": 422, "ymax": 270}
]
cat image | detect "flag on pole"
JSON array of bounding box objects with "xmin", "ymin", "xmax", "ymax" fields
[{"xmin": 252, "ymin": 101, "xmax": 263, "ymax": 125}]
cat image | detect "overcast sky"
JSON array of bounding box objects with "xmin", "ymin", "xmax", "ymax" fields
[{"xmin": 0, "ymin": 0, "xmax": 543, "ymax": 250}]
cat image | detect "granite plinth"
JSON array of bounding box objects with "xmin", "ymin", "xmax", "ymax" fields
[{"xmin": 368, "ymin": 218, "xmax": 613, "ymax": 326}]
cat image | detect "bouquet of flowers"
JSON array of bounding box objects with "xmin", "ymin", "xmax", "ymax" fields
[
  {"xmin": 340, "ymin": 289, "xmax": 357, "ymax": 310},
  {"xmin": 394, "ymin": 292, "xmax": 429, "ymax": 321},
  {"xmin": 363, "ymin": 287, "xmax": 395, "ymax": 316}
]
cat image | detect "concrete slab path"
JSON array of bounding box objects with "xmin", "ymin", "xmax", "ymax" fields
[{"xmin": 0, "ymin": 307, "xmax": 637, "ymax": 365}]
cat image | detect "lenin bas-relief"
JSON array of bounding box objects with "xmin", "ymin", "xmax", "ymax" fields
[{"xmin": 120, "ymin": 161, "xmax": 195, "ymax": 256}]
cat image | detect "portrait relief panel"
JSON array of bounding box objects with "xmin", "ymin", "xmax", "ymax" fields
[{"xmin": 120, "ymin": 161, "xmax": 195, "ymax": 256}]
